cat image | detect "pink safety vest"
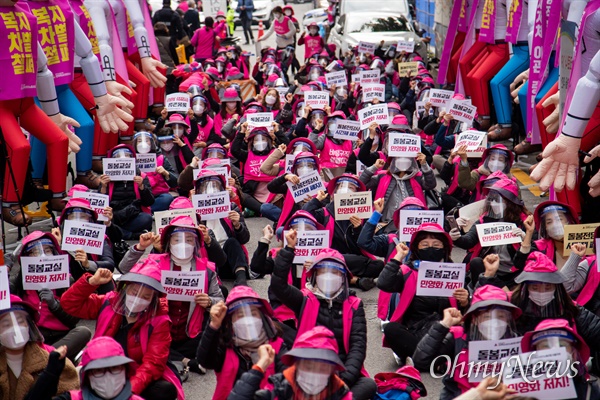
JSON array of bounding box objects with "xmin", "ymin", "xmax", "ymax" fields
[
  {"xmin": 575, "ymin": 256, "xmax": 599, "ymax": 307},
  {"xmin": 319, "ymin": 138, "xmax": 352, "ymax": 169},
  {"xmin": 303, "ymin": 35, "xmax": 323, "ymax": 59},
  {"xmin": 445, "ymin": 161, "xmax": 462, "ymax": 196},
  {"xmin": 70, "ymin": 390, "xmax": 145, "ymax": 400},
  {"xmin": 197, "ymin": 116, "xmax": 214, "ymax": 142},
  {"xmin": 156, "ymin": 254, "xmax": 216, "ymax": 338},
  {"xmin": 449, "ymin": 326, "xmax": 476, "ymax": 393},
  {"xmin": 23, "ymin": 290, "xmax": 70, "ymax": 331},
  {"xmin": 94, "ymin": 295, "xmax": 185, "ymax": 400},
  {"xmin": 297, "ymin": 290, "xmax": 369, "ymax": 377},
  {"xmin": 213, "ymin": 337, "xmax": 284, "ymax": 400},
  {"xmin": 377, "ymin": 235, "xmax": 401, "ymax": 320},
  {"xmin": 375, "ymin": 173, "xmax": 426, "ymax": 206},
  {"xmin": 243, "ymin": 151, "xmax": 273, "ymax": 183},
  {"xmin": 269, "ymin": 249, "xmax": 300, "ymax": 324},
  {"xmin": 145, "ymin": 155, "xmax": 171, "ymax": 196},
  {"xmin": 273, "ymin": 16, "xmax": 291, "ymax": 35}
]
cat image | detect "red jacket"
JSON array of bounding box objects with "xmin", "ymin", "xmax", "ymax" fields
[{"xmin": 60, "ymin": 274, "xmax": 172, "ymax": 395}]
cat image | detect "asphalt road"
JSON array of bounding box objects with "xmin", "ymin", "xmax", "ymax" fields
[{"xmin": 0, "ymin": 3, "xmax": 546, "ymax": 398}]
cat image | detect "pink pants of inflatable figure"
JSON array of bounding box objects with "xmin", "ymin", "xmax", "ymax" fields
[{"xmin": 0, "ymin": 98, "xmax": 69, "ymax": 202}]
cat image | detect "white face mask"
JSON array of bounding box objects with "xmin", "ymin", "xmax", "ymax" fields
[
  {"xmin": 336, "ymin": 88, "xmax": 347, "ymax": 98},
  {"xmin": 309, "ymin": 29, "xmax": 318, "ymax": 35},
  {"xmin": 385, "ymin": 63, "xmax": 395, "ymax": 75},
  {"xmin": 136, "ymin": 141, "xmax": 151, "ymax": 154},
  {"xmin": 285, "ymin": 11, "xmax": 292, "ymax": 16},
  {"xmin": 296, "ymin": 370, "xmax": 330, "ymax": 395},
  {"xmin": 160, "ymin": 142, "xmax": 174, "ymax": 152},
  {"xmin": 193, "ymin": 104, "xmax": 205, "ymax": 115},
  {"xmin": 310, "ymin": 72, "xmax": 320, "ymax": 81},
  {"xmin": 253, "ymin": 138, "xmax": 268, "ymax": 152},
  {"xmin": 487, "ymin": 159, "xmax": 506, "ymax": 173},
  {"xmin": 0, "ymin": 325, "xmax": 29, "ymax": 350},
  {"xmin": 265, "ymin": 95, "xmax": 277, "ymax": 105},
  {"xmin": 394, "ymin": 157, "xmax": 412, "ymax": 172},
  {"xmin": 316, "ymin": 273, "xmax": 343, "ymax": 297},
  {"xmin": 172, "ymin": 126, "xmax": 184, "ymax": 137},
  {"xmin": 232, "ymin": 316, "xmax": 263, "ymax": 341},
  {"xmin": 547, "ymin": 223, "xmax": 565, "ymax": 241},
  {"xmin": 529, "ymin": 290, "xmax": 555, "ymax": 307},
  {"xmin": 170, "ymin": 243, "xmax": 194, "ymax": 261},
  {"xmin": 489, "ymin": 200, "xmax": 506, "ymax": 216},
  {"xmin": 89, "ymin": 370, "xmax": 127, "ymax": 400},
  {"xmin": 125, "ymin": 294, "xmax": 151, "ymax": 314},
  {"xmin": 296, "ymin": 166, "xmax": 314, "ymax": 177},
  {"xmin": 274, "ymin": 13, "xmax": 283, "ymax": 20},
  {"xmin": 217, "ymin": 64, "xmax": 224, "ymax": 72},
  {"xmin": 327, "ymin": 123, "xmax": 337, "ymax": 136},
  {"xmin": 477, "ymin": 319, "xmax": 508, "ymax": 341}
]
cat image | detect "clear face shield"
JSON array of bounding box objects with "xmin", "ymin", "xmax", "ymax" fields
[
  {"xmin": 292, "ymin": 142, "xmax": 311, "ymax": 155},
  {"xmin": 0, "ymin": 310, "xmax": 43, "ymax": 350},
  {"xmin": 293, "ymin": 159, "xmax": 317, "ymax": 177},
  {"xmin": 23, "ymin": 238, "xmax": 58, "ymax": 257},
  {"xmin": 171, "ymin": 124, "xmax": 186, "ymax": 138},
  {"xmin": 158, "ymin": 136, "xmax": 175, "ymax": 152},
  {"xmin": 252, "ymin": 134, "xmax": 271, "ymax": 153},
  {"xmin": 326, "ymin": 120, "xmax": 338, "ymax": 137},
  {"xmin": 335, "ymin": 86, "xmax": 347, "ymax": 100},
  {"xmin": 114, "ymin": 282, "xmax": 157, "ymax": 318},
  {"xmin": 388, "ymin": 108, "xmax": 401, "ymax": 119},
  {"xmin": 469, "ymin": 307, "xmax": 515, "ymax": 341},
  {"xmin": 65, "ymin": 207, "xmax": 95, "ymax": 223},
  {"xmin": 295, "ymin": 105, "xmax": 306, "ymax": 121},
  {"xmin": 111, "ymin": 148, "xmax": 133, "ymax": 159},
  {"xmin": 318, "ymin": 57, "xmax": 328, "ymax": 67},
  {"xmin": 196, "ymin": 177, "xmax": 225, "ymax": 194},
  {"xmin": 540, "ymin": 206, "xmax": 571, "ymax": 241},
  {"xmin": 135, "ymin": 133, "xmax": 153, "ymax": 154},
  {"xmin": 485, "ymin": 191, "xmax": 507, "ymax": 219},
  {"xmin": 392, "ymin": 157, "xmax": 415, "ymax": 173},
  {"xmin": 168, "ymin": 230, "xmax": 200, "ymax": 262},
  {"xmin": 334, "ymin": 179, "xmax": 360, "ymax": 195},
  {"xmin": 192, "ymin": 97, "xmax": 207, "ymax": 116},
  {"xmin": 289, "ymin": 217, "xmax": 318, "ymax": 232},
  {"xmin": 309, "ymin": 111, "xmax": 325, "ymax": 128},
  {"xmin": 484, "ymin": 150, "xmax": 509, "ymax": 173},
  {"xmin": 309, "ymin": 66, "xmax": 322, "ymax": 82},
  {"xmin": 228, "ymin": 300, "xmax": 267, "ymax": 342},
  {"xmin": 205, "ymin": 147, "xmax": 227, "ymax": 160},
  {"xmin": 309, "ymin": 27, "xmax": 319, "ymax": 35},
  {"xmin": 312, "ymin": 261, "xmax": 346, "ymax": 299},
  {"xmin": 295, "ymin": 358, "xmax": 336, "ymax": 396},
  {"xmin": 357, "ymin": 52, "xmax": 367, "ymax": 64},
  {"xmin": 531, "ymin": 330, "xmax": 581, "ymax": 366}
]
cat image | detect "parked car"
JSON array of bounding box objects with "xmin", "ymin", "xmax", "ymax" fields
[
  {"xmin": 328, "ymin": 11, "xmax": 427, "ymax": 60},
  {"xmin": 301, "ymin": 7, "xmax": 328, "ymax": 30},
  {"xmin": 230, "ymin": 0, "xmax": 285, "ymax": 29},
  {"xmin": 339, "ymin": 0, "xmax": 410, "ymax": 19}
]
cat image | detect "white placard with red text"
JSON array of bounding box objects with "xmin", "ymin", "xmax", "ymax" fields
[
  {"xmin": 247, "ymin": 112, "xmax": 273, "ymax": 128},
  {"xmin": 192, "ymin": 191, "xmax": 231, "ymax": 220},
  {"xmin": 467, "ymin": 337, "xmax": 522, "ymax": 383},
  {"xmin": 325, "ymin": 70, "xmax": 347, "ymax": 87},
  {"xmin": 416, "ymin": 261, "xmax": 466, "ymax": 297},
  {"xmin": 284, "ymin": 230, "xmax": 330, "ymax": 264},
  {"xmin": 304, "ymin": 92, "xmax": 330, "ymax": 110},
  {"xmin": 362, "ymin": 83, "xmax": 385, "ymax": 102},
  {"xmin": 396, "ymin": 38, "xmax": 415, "ymax": 53},
  {"xmin": 332, "ymin": 120, "xmax": 361, "ymax": 141},
  {"xmin": 103, "ymin": 158, "xmax": 135, "ymax": 181},
  {"xmin": 398, "ymin": 209, "xmax": 444, "ymax": 241},
  {"xmin": 476, "ymin": 222, "xmax": 522, "ymax": 247},
  {"xmin": 61, "ymin": 220, "xmax": 106, "ymax": 255},
  {"xmin": 358, "ymin": 41, "xmax": 376, "ymax": 54},
  {"xmin": 161, "ymin": 270, "xmax": 206, "ymax": 301},
  {"xmin": 387, "ymin": 132, "xmax": 421, "ymax": 157},
  {"xmin": 0, "ymin": 266, "xmax": 9, "ymax": 310},
  {"xmin": 136, "ymin": 153, "xmax": 157, "ymax": 174},
  {"xmin": 71, "ymin": 191, "xmax": 109, "ymax": 222},
  {"xmin": 21, "ymin": 255, "xmax": 70, "ymax": 290},
  {"xmin": 448, "ymin": 99, "xmax": 477, "ymax": 125},
  {"xmin": 165, "ymin": 93, "xmax": 190, "ymax": 113},
  {"xmin": 359, "ymin": 69, "xmax": 380, "ymax": 85},
  {"xmin": 286, "ymin": 170, "xmax": 325, "ymax": 203},
  {"xmin": 453, "ymin": 130, "xmax": 486, "ymax": 152},
  {"xmin": 334, "ymin": 192, "xmax": 373, "ymax": 220},
  {"xmin": 428, "ymin": 89, "xmax": 454, "ymax": 107},
  {"xmin": 358, "ymin": 104, "xmax": 389, "ymax": 130}
]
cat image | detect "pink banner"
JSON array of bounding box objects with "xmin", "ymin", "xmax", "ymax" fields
[
  {"xmin": 458, "ymin": 0, "xmax": 470, "ymax": 32},
  {"xmin": 455, "ymin": 0, "xmax": 481, "ymax": 94},
  {"xmin": 478, "ymin": 0, "xmax": 497, "ymax": 44},
  {"xmin": 0, "ymin": 2, "xmax": 39, "ymax": 100},
  {"xmin": 437, "ymin": 0, "xmax": 465, "ymax": 84},
  {"xmin": 70, "ymin": 0, "xmax": 101, "ymax": 62},
  {"xmin": 28, "ymin": 0, "xmax": 75, "ymax": 86},
  {"xmin": 505, "ymin": 0, "xmax": 524, "ymax": 43},
  {"xmin": 108, "ymin": 2, "xmax": 129, "ymax": 82},
  {"xmin": 526, "ymin": 0, "xmax": 561, "ymax": 144}
]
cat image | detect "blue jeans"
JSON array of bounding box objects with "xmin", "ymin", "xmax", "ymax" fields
[
  {"xmin": 518, "ymin": 53, "xmax": 559, "ymax": 128},
  {"xmin": 260, "ymin": 203, "xmax": 281, "ymax": 223},
  {"xmin": 121, "ymin": 212, "xmax": 153, "ymax": 239},
  {"xmin": 151, "ymin": 193, "xmax": 175, "ymax": 213},
  {"xmin": 490, "ymin": 44, "xmax": 530, "ymax": 125}
]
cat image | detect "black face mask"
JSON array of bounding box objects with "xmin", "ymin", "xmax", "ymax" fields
[{"xmin": 417, "ymin": 247, "xmax": 445, "ymax": 262}]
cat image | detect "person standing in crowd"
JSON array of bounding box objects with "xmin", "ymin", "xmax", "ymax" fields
[
  {"xmin": 237, "ymin": 0, "xmax": 255, "ymax": 45},
  {"xmin": 191, "ymin": 17, "xmax": 220, "ymax": 64},
  {"xmin": 184, "ymin": 1, "xmax": 201, "ymax": 33},
  {"xmin": 256, "ymin": 7, "xmax": 297, "ymax": 51}
]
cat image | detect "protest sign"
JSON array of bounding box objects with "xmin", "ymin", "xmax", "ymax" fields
[
  {"xmin": 387, "ymin": 132, "xmax": 421, "ymax": 157},
  {"xmin": 135, "ymin": 153, "xmax": 157, "ymax": 174},
  {"xmin": 416, "ymin": 261, "xmax": 466, "ymax": 297},
  {"xmin": 471, "ymin": 135, "xmax": 488, "ymax": 158},
  {"xmin": 325, "ymin": 61, "xmax": 338, "ymax": 72},
  {"xmin": 396, "ymin": 38, "xmax": 415, "ymax": 53},
  {"xmin": 362, "ymin": 83, "xmax": 385, "ymax": 102},
  {"xmin": 165, "ymin": 92, "xmax": 190, "ymax": 113},
  {"xmin": 356, "ymin": 160, "xmax": 367, "ymax": 177},
  {"xmin": 325, "ymin": 70, "xmax": 347, "ymax": 87},
  {"xmin": 358, "ymin": 41, "xmax": 376, "ymax": 54},
  {"xmin": 448, "ymin": 99, "xmax": 477, "ymax": 125},
  {"xmin": 467, "ymin": 337, "xmax": 522, "ymax": 383},
  {"xmin": 71, "ymin": 191, "xmax": 109, "ymax": 222},
  {"xmin": 453, "ymin": 130, "xmax": 486, "ymax": 152},
  {"xmin": 398, "ymin": 210, "xmax": 444, "ymax": 241},
  {"xmin": 428, "ymin": 89, "xmax": 454, "ymax": 107},
  {"xmin": 61, "ymin": 220, "xmax": 106, "ymax": 255},
  {"xmin": 416, "ymin": 101, "xmax": 426, "ymax": 116},
  {"xmin": 351, "ymin": 73, "xmax": 361, "ymax": 83},
  {"xmin": 102, "ymin": 158, "xmax": 135, "ymax": 181},
  {"xmin": 275, "ymin": 87, "xmax": 288, "ymax": 103},
  {"xmin": 359, "ymin": 69, "xmax": 381, "ymax": 85},
  {"xmin": 161, "ymin": 270, "xmax": 206, "ymax": 301},
  {"xmin": 247, "ymin": 112, "xmax": 273, "ymax": 128},
  {"xmin": 334, "ymin": 192, "xmax": 373, "ymax": 220},
  {"xmin": 563, "ymin": 223, "xmax": 599, "ymax": 256},
  {"xmin": 287, "ymin": 230, "xmax": 330, "ymax": 264},
  {"xmin": 476, "ymin": 222, "xmax": 522, "ymax": 247},
  {"xmin": 304, "ymin": 92, "xmax": 330, "ymax": 110},
  {"xmin": 358, "ymin": 104, "xmax": 389, "ymax": 130},
  {"xmin": 458, "ymin": 200, "xmax": 486, "ymax": 232},
  {"xmin": 192, "ymin": 191, "xmax": 231, "ymax": 220},
  {"xmin": 0, "ymin": 266, "xmax": 9, "ymax": 310},
  {"xmin": 503, "ymin": 347, "xmax": 577, "ymax": 399},
  {"xmin": 154, "ymin": 209, "xmax": 197, "ymax": 235},
  {"xmin": 397, "ymin": 61, "xmax": 420, "ymax": 77},
  {"xmin": 285, "ymin": 154, "xmax": 295, "ymax": 173},
  {"xmin": 286, "ymin": 170, "xmax": 325, "ymax": 203},
  {"xmin": 332, "ymin": 120, "xmax": 361, "ymax": 141},
  {"xmin": 20, "ymin": 255, "xmax": 70, "ymax": 291}
]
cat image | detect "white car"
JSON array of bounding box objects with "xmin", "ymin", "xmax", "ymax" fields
[
  {"xmin": 230, "ymin": 0, "xmax": 285, "ymax": 29},
  {"xmin": 328, "ymin": 11, "xmax": 426, "ymax": 60},
  {"xmin": 301, "ymin": 7, "xmax": 328, "ymax": 30}
]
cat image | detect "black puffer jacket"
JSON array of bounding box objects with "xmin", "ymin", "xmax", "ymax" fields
[
  {"xmin": 227, "ymin": 369, "xmax": 351, "ymax": 400},
  {"xmin": 270, "ymin": 247, "xmax": 367, "ymax": 387},
  {"xmin": 107, "ymin": 175, "xmax": 155, "ymax": 226}
]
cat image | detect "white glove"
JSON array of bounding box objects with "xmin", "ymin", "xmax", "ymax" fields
[
  {"xmin": 456, "ymin": 217, "xmax": 469, "ymax": 228},
  {"xmin": 449, "ymin": 228, "xmax": 462, "ymax": 241},
  {"xmin": 49, "ymin": 113, "xmax": 82, "ymax": 153},
  {"xmin": 105, "ymin": 81, "xmax": 134, "ymax": 114},
  {"xmin": 140, "ymin": 57, "xmax": 167, "ymax": 88},
  {"xmin": 530, "ymin": 134, "xmax": 581, "ymax": 192},
  {"xmin": 95, "ymin": 94, "xmax": 135, "ymax": 133},
  {"xmin": 512, "ymin": 227, "xmax": 526, "ymax": 240}
]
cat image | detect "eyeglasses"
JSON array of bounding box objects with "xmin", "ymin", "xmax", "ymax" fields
[{"xmin": 89, "ymin": 365, "xmax": 125, "ymax": 378}]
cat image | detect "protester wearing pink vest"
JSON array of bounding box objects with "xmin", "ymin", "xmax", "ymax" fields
[
  {"xmin": 60, "ymin": 259, "xmax": 184, "ymax": 400},
  {"xmin": 412, "ymin": 285, "xmax": 521, "ymax": 399},
  {"xmin": 228, "ymin": 326, "xmax": 353, "ymax": 400},
  {"xmin": 298, "ymin": 23, "xmax": 326, "ymax": 60},
  {"xmin": 271, "ymin": 238, "xmax": 377, "ymax": 400},
  {"xmin": 257, "ymin": 7, "xmax": 296, "ymax": 49},
  {"xmin": 190, "ymin": 16, "xmax": 219, "ymax": 62},
  {"xmin": 309, "ymin": 111, "xmax": 352, "ymax": 181},
  {"xmin": 197, "ymin": 286, "xmax": 287, "ymax": 400}
]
